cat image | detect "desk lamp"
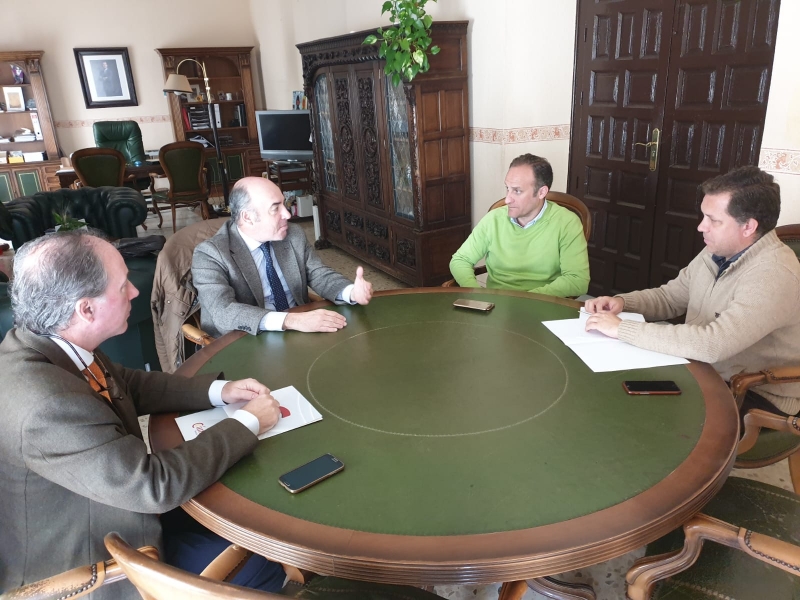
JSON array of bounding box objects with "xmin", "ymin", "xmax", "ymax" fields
[{"xmin": 163, "ymin": 59, "xmax": 230, "ymax": 208}]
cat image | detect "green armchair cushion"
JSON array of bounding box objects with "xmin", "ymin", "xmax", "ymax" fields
[
  {"xmin": 4, "ymin": 186, "xmax": 147, "ymax": 247},
  {"xmin": 646, "ymin": 477, "xmax": 800, "ymax": 599},
  {"xmin": 93, "ymin": 120, "xmax": 146, "ymax": 165}
]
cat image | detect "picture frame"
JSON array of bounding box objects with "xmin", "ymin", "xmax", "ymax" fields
[
  {"xmin": 190, "ymin": 84, "xmax": 204, "ymax": 102},
  {"xmin": 73, "ymin": 47, "xmax": 138, "ymax": 109},
  {"xmin": 3, "ymin": 87, "xmax": 25, "ymax": 112}
]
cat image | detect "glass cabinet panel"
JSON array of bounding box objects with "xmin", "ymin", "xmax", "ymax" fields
[
  {"xmin": 314, "ymin": 74, "xmax": 338, "ymax": 193},
  {"xmin": 385, "ymin": 79, "xmax": 413, "ymax": 220}
]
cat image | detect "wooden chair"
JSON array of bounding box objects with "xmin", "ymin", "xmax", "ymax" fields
[
  {"xmin": 71, "ymin": 147, "xmax": 126, "ymax": 188},
  {"xmin": 626, "ymin": 477, "xmax": 800, "ymax": 600},
  {"xmin": 442, "ymin": 191, "xmax": 591, "ymax": 287},
  {"xmin": 731, "ymin": 223, "xmax": 800, "ymax": 493},
  {"xmin": 149, "ymin": 141, "xmax": 213, "ymax": 233}
]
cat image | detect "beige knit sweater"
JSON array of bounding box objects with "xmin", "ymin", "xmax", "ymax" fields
[{"xmin": 616, "ymin": 230, "xmax": 800, "ymax": 414}]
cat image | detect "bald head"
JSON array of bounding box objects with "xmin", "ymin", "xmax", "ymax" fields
[{"xmin": 230, "ymin": 177, "xmax": 291, "ymax": 243}]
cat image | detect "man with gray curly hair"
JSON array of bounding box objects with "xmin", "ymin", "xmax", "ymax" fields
[{"xmin": 0, "ymin": 230, "xmax": 289, "ymax": 597}]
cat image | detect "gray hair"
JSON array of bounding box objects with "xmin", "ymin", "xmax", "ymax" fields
[
  {"xmin": 229, "ymin": 182, "xmax": 259, "ymax": 224},
  {"xmin": 10, "ymin": 230, "xmax": 108, "ymax": 335}
]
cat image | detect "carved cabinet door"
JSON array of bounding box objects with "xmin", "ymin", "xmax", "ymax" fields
[
  {"xmin": 569, "ymin": 0, "xmax": 781, "ymax": 296},
  {"xmin": 330, "ymin": 66, "xmax": 363, "ymax": 207}
]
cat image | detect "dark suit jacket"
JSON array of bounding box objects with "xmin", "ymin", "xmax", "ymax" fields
[
  {"xmin": 192, "ymin": 221, "xmax": 352, "ymax": 337},
  {"xmin": 0, "ymin": 329, "xmax": 257, "ymax": 599}
]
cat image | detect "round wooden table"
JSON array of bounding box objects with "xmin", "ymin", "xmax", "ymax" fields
[{"xmin": 150, "ymin": 288, "xmax": 739, "ymax": 593}]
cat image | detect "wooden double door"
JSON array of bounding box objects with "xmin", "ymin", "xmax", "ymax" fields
[{"xmin": 569, "ymin": 0, "xmax": 780, "ymax": 296}]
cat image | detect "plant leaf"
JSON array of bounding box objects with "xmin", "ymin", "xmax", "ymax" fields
[
  {"xmin": 430, "ymin": 45, "xmax": 440, "ymax": 55},
  {"xmin": 363, "ymin": 34, "xmax": 378, "ymax": 45},
  {"xmin": 392, "ymin": 73, "xmax": 402, "ymax": 87},
  {"xmin": 423, "ymin": 15, "xmax": 433, "ymax": 28},
  {"xmin": 412, "ymin": 49, "xmax": 425, "ymax": 65},
  {"xmin": 381, "ymin": 1, "xmax": 393, "ymax": 14}
]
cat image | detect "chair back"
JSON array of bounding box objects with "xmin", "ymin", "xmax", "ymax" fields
[
  {"xmin": 104, "ymin": 533, "xmax": 283, "ymax": 600},
  {"xmin": 71, "ymin": 147, "xmax": 126, "ymax": 187},
  {"xmin": 159, "ymin": 141, "xmax": 208, "ymax": 198},
  {"xmin": 489, "ymin": 191, "xmax": 592, "ymax": 241},
  {"xmin": 93, "ymin": 120, "xmax": 146, "ymax": 165},
  {"xmin": 776, "ymin": 224, "xmax": 800, "ymax": 262}
]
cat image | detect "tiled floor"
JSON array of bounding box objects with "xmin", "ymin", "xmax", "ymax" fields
[{"xmin": 141, "ymin": 206, "xmax": 792, "ymax": 600}]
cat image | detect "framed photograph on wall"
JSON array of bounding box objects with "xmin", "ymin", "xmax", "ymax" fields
[
  {"xmin": 74, "ymin": 47, "xmax": 138, "ymax": 109},
  {"xmin": 2, "ymin": 87, "xmax": 25, "ymax": 112}
]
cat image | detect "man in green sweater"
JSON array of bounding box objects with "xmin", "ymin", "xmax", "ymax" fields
[
  {"xmin": 449, "ymin": 154, "xmax": 590, "ymax": 297},
  {"xmin": 585, "ymin": 167, "xmax": 800, "ymax": 417}
]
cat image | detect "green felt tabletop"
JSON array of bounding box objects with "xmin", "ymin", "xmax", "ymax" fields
[{"xmin": 197, "ymin": 292, "xmax": 705, "ymax": 536}]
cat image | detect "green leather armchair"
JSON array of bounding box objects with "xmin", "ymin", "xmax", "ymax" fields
[
  {"xmin": 71, "ymin": 147, "xmax": 126, "ymax": 187},
  {"xmin": 0, "ymin": 187, "xmax": 160, "ymax": 371},
  {"xmin": 93, "ymin": 120, "xmax": 146, "ymax": 165}
]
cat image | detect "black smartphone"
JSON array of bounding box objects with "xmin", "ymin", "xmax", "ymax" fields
[
  {"xmin": 622, "ymin": 381, "xmax": 682, "ymax": 395},
  {"xmin": 278, "ymin": 453, "xmax": 344, "ymax": 493}
]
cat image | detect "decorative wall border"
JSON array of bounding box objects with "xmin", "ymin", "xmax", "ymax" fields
[
  {"xmin": 55, "ymin": 115, "xmax": 170, "ymax": 128},
  {"xmin": 759, "ymin": 148, "xmax": 800, "ymax": 176},
  {"xmin": 470, "ymin": 124, "xmax": 570, "ymax": 144}
]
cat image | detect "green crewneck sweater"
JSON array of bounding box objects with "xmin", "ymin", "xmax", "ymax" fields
[{"xmin": 449, "ymin": 203, "xmax": 590, "ymax": 297}]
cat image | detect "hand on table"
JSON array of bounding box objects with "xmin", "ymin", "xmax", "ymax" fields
[
  {"xmin": 350, "ymin": 266, "xmax": 373, "ymax": 305},
  {"xmin": 284, "ymin": 309, "xmax": 347, "ymax": 332},
  {"xmin": 584, "ymin": 312, "xmax": 622, "ymax": 339},
  {"xmin": 221, "ymin": 378, "xmax": 269, "ymax": 404},
  {"xmin": 241, "ymin": 391, "xmax": 282, "ymax": 435},
  {"xmin": 583, "ymin": 296, "xmax": 624, "ymax": 315}
]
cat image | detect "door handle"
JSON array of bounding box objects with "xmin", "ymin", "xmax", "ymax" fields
[{"xmin": 633, "ymin": 128, "xmax": 660, "ymax": 171}]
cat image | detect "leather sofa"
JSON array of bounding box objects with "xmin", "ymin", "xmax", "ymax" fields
[{"xmin": 0, "ymin": 186, "xmax": 160, "ymax": 371}]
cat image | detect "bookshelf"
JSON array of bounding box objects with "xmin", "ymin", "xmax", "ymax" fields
[
  {"xmin": 0, "ymin": 51, "xmax": 61, "ymax": 203},
  {"xmin": 156, "ymin": 47, "xmax": 266, "ymax": 192}
]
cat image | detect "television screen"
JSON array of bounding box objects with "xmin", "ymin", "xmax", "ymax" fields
[{"xmin": 255, "ymin": 110, "xmax": 313, "ymax": 161}]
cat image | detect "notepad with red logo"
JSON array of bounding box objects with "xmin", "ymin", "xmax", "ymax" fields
[{"xmin": 175, "ymin": 385, "xmax": 322, "ymax": 441}]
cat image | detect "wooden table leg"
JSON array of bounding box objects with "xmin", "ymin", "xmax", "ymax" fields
[
  {"xmin": 498, "ymin": 580, "xmax": 529, "ymax": 600},
  {"xmin": 527, "ymin": 577, "xmax": 596, "ymax": 600}
]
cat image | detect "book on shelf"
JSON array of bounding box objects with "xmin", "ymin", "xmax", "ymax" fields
[
  {"xmin": 0, "ymin": 136, "xmax": 10, "ymax": 144},
  {"xmin": 236, "ymin": 104, "xmax": 247, "ymax": 127},
  {"xmin": 0, "ymin": 151, "xmax": 7, "ymax": 164},
  {"xmin": 29, "ymin": 112, "xmax": 43, "ymax": 140},
  {"xmin": 22, "ymin": 151, "xmax": 45, "ymax": 162},
  {"xmin": 213, "ymin": 103, "xmax": 221, "ymax": 128},
  {"xmin": 8, "ymin": 151, "xmax": 24, "ymax": 164},
  {"xmin": 181, "ymin": 107, "xmax": 191, "ymax": 131},
  {"xmin": 12, "ymin": 127, "xmax": 35, "ymax": 142},
  {"xmin": 189, "ymin": 135, "xmax": 214, "ymax": 148}
]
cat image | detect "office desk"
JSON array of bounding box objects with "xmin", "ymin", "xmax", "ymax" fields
[
  {"xmin": 56, "ymin": 162, "xmax": 165, "ymax": 189},
  {"xmin": 150, "ymin": 288, "xmax": 738, "ymax": 597}
]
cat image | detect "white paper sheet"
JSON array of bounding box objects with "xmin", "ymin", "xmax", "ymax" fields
[
  {"xmin": 175, "ymin": 385, "xmax": 322, "ymax": 441},
  {"xmin": 542, "ymin": 312, "xmax": 688, "ymax": 372}
]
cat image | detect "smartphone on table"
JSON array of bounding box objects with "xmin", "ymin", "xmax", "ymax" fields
[
  {"xmin": 279, "ymin": 453, "xmax": 344, "ymax": 493},
  {"xmin": 453, "ymin": 299, "xmax": 495, "ymax": 312},
  {"xmin": 622, "ymin": 381, "xmax": 682, "ymax": 395}
]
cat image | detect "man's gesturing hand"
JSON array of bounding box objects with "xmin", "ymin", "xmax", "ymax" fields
[
  {"xmin": 283, "ymin": 309, "xmax": 347, "ymax": 332},
  {"xmin": 242, "ymin": 392, "xmax": 282, "ymax": 435},
  {"xmin": 350, "ymin": 266, "xmax": 373, "ymax": 305},
  {"xmin": 583, "ymin": 296, "xmax": 624, "ymax": 315}
]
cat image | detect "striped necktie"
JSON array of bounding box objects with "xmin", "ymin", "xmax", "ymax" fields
[
  {"xmin": 82, "ymin": 360, "xmax": 112, "ymax": 403},
  {"xmin": 260, "ymin": 242, "xmax": 290, "ymax": 311}
]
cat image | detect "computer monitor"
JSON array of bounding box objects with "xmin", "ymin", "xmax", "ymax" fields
[{"xmin": 255, "ymin": 110, "xmax": 313, "ymax": 161}]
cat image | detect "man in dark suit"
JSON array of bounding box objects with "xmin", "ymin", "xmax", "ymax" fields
[
  {"xmin": 0, "ymin": 231, "xmax": 285, "ymax": 598},
  {"xmin": 192, "ymin": 177, "xmax": 374, "ymax": 337}
]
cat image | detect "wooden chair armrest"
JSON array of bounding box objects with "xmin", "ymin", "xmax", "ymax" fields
[
  {"xmin": 181, "ymin": 323, "xmax": 215, "ymax": 347},
  {"xmin": 626, "ymin": 514, "xmax": 800, "ymax": 600},
  {"xmin": 441, "ymin": 266, "xmax": 487, "ymax": 288},
  {"xmin": 730, "ymin": 366, "xmax": 800, "ymax": 404},
  {"xmin": 737, "ymin": 408, "xmax": 800, "ymax": 454},
  {"xmin": 1, "ymin": 547, "xmax": 156, "ymax": 600},
  {"xmin": 199, "ymin": 544, "xmax": 252, "ymax": 582}
]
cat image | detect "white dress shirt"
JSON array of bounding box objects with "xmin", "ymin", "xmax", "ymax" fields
[
  {"xmin": 510, "ymin": 200, "xmax": 548, "ymax": 229},
  {"xmin": 50, "ymin": 337, "xmax": 259, "ymax": 436},
  {"xmin": 237, "ymin": 229, "xmax": 355, "ymax": 331}
]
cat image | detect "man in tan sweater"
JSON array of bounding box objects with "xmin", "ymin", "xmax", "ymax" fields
[{"xmin": 584, "ymin": 166, "xmax": 800, "ymax": 416}]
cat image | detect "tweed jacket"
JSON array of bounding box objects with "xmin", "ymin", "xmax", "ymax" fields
[
  {"xmin": 616, "ymin": 230, "xmax": 800, "ymax": 414},
  {"xmin": 192, "ymin": 221, "xmax": 352, "ymax": 337},
  {"xmin": 0, "ymin": 329, "xmax": 258, "ymax": 599},
  {"xmin": 151, "ymin": 218, "xmax": 226, "ymax": 372}
]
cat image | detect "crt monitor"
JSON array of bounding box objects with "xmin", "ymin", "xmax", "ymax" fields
[{"xmin": 255, "ymin": 110, "xmax": 313, "ymax": 161}]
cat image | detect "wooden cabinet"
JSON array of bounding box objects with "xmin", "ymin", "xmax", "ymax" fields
[
  {"xmin": 155, "ymin": 47, "xmax": 266, "ymax": 185},
  {"xmin": 298, "ymin": 22, "xmax": 471, "ymax": 287},
  {"xmin": 0, "ymin": 51, "xmax": 62, "ymax": 202}
]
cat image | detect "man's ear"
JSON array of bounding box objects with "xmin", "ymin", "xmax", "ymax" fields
[
  {"xmin": 74, "ymin": 298, "xmax": 94, "ymax": 325},
  {"xmin": 742, "ymin": 218, "xmax": 759, "ymax": 239},
  {"xmin": 538, "ymin": 185, "xmax": 550, "ymax": 200}
]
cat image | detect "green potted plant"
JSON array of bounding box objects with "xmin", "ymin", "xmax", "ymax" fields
[
  {"xmin": 363, "ymin": 0, "xmax": 440, "ymax": 87},
  {"xmin": 53, "ymin": 206, "xmax": 86, "ymax": 232}
]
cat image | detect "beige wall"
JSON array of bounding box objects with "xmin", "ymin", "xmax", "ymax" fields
[{"xmin": 0, "ymin": 0, "xmax": 257, "ymax": 155}]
